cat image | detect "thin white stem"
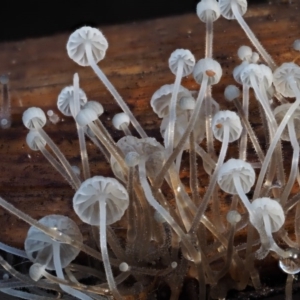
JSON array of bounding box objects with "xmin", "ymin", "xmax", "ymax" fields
[
  {"xmin": 233, "ymin": 175, "xmax": 253, "ymax": 214},
  {"xmin": 166, "ymin": 59, "xmax": 184, "ymax": 154},
  {"xmin": 0, "ymin": 242, "xmax": 27, "ymax": 258},
  {"xmin": 231, "ymin": 0, "xmax": 277, "ymax": 70},
  {"xmin": 239, "ymin": 85, "xmax": 249, "ymax": 160},
  {"xmin": 85, "ymin": 43, "xmax": 147, "ymax": 138},
  {"xmin": 73, "ymin": 73, "xmax": 90, "ymax": 180},
  {"xmin": 99, "ymin": 201, "xmax": 122, "ymax": 300}
]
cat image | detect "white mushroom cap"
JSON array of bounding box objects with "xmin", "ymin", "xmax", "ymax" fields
[
  {"xmin": 273, "ymin": 103, "xmax": 300, "ymax": 141},
  {"xmin": 259, "ymin": 64, "xmax": 273, "ymax": 89},
  {"xmin": 83, "ymin": 101, "xmax": 104, "ymax": 117},
  {"xmin": 251, "ymin": 52, "xmax": 260, "ymax": 64},
  {"xmin": 233, "ymin": 61, "xmax": 249, "ymax": 84},
  {"xmin": 57, "ymin": 86, "xmax": 87, "ymax": 117},
  {"xmin": 67, "ymin": 26, "xmax": 108, "ymax": 67},
  {"xmin": 150, "ymin": 84, "xmax": 192, "ymax": 118},
  {"xmin": 196, "ymin": 0, "xmax": 220, "ymax": 23},
  {"xmin": 112, "ymin": 112, "xmax": 130, "ymax": 130},
  {"xmin": 124, "ymin": 151, "xmax": 140, "ymax": 167},
  {"xmin": 224, "ymin": 85, "xmax": 240, "ymax": 101},
  {"xmin": 250, "ymin": 198, "xmax": 285, "ymax": 233},
  {"xmin": 73, "ymin": 176, "xmax": 129, "ymax": 226},
  {"xmin": 237, "ymin": 45, "xmax": 252, "ymax": 62},
  {"xmin": 26, "ymin": 130, "xmax": 46, "ymax": 151},
  {"xmin": 22, "ymin": 107, "xmax": 47, "ymax": 129},
  {"xmin": 193, "ymin": 58, "xmax": 222, "ymax": 85},
  {"xmin": 218, "ymin": 158, "xmax": 255, "ymax": 194},
  {"xmin": 227, "ymin": 210, "xmax": 242, "ymax": 224},
  {"xmin": 212, "ymin": 110, "xmax": 242, "ymax": 142},
  {"xmin": 240, "ymin": 63, "xmax": 264, "ymax": 87},
  {"xmin": 75, "ymin": 107, "xmax": 98, "ymax": 127},
  {"xmin": 293, "ymin": 39, "xmax": 300, "ymax": 51},
  {"xmin": 273, "ymin": 62, "xmax": 300, "ymax": 98},
  {"xmin": 179, "ymin": 96, "xmax": 196, "ymax": 110},
  {"xmin": 25, "ymin": 215, "xmax": 82, "ymax": 270},
  {"xmin": 168, "ymin": 49, "xmax": 195, "ymax": 77},
  {"xmin": 219, "ymin": 0, "xmax": 247, "ymax": 20}
]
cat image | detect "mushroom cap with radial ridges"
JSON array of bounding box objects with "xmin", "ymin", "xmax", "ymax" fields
[
  {"xmin": 73, "ymin": 176, "xmax": 129, "ymax": 226},
  {"xmin": 259, "ymin": 64, "xmax": 273, "ymax": 89},
  {"xmin": 233, "ymin": 61, "xmax": 249, "ymax": 85},
  {"xmin": 217, "ymin": 158, "xmax": 255, "ymax": 194},
  {"xmin": 112, "ymin": 112, "xmax": 130, "ymax": 130},
  {"xmin": 75, "ymin": 107, "xmax": 99, "ymax": 127},
  {"xmin": 25, "ymin": 215, "xmax": 82, "ymax": 271},
  {"xmin": 150, "ymin": 84, "xmax": 192, "ymax": 118},
  {"xmin": 212, "ymin": 110, "xmax": 242, "ymax": 142},
  {"xmin": 250, "ymin": 198, "xmax": 285, "ymax": 233},
  {"xmin": 83, "ymin": 101, "xmax": 104, "ymax": 117},
  {"xmin": 168, "ymin": 49, "xmax": 195, "ymax": 77},
  {"xmin": 273, "ymin": 103, "xmax": 300, "ymax": 141},
  {"xmin": 273, "ymin": 62, "xmax": 300, "ymax": 98},
  {"xmin": 219, "ymin": 0, "xmax": 247, "ymax": 20},
  {"xmin": 240, "ymin": 63, "xmax": 264, "ymax": 87},
  {"xmin": 26, "ymin": 130, "xmax": 46, "ymax": 151},
  {"xmin": 67, "ymin": 26, "xmax": 108, "ymax": 67},
  {"xmin": 193, "ymin": 58, "xmax": 222, "ymax": 85},
  {"xmin": 22, "ymin": 107, "xmax": 47, "ymax": 129},
  {"xmin": 196, "ymin": 0, "xmax": 220, "ymax": 23},
  {"xmin": 57, "ymin": 86, "xmax": 87, "ymax": 117}
]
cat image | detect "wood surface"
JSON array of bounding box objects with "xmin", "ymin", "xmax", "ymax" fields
[{"xmin": 0, "ymin": 0, "xmax": 299, "ymax": 262}]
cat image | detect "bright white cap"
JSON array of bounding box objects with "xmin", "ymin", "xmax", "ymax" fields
[
  {"xmin": 22, "ymin": 107, "xmax": 47, "ymax": 129},
  {"xmin": 237, "ymin": 45, "xmax": 252, "ymax": 61},
  {"xmin": 218, "ymin": 158, "xmax": 255, "ymax": 194},
  {"xmin": 224, "ymin": 85, "xmax": 240, "ymax": 101},
  {"xmin": 219, "ymin": 0, "xmax": 247, "ymax": 20},
  {"xmin": 227, "ymin": 210, "xmax": 242, "ymax": 224},
  {"xmin": 179, "ymin": 96, "xmax": 196, "ymax": 110},
  {"xmin": 76, "ymin": 108, "xmax": 98, "ymax": 127},
  {"xmin": 83, "ymin": 101, "xmax": 104, "ymax": 117},
  {"xmin": 67, "ymin": 26, "xmax": 108, "ymax": 67},
  {"xmin": 233, "ymin": 61, "xmax": 249, "ymax": 84},
  {"xmin": 193, "ymin": 58, "xmax": 222, "ymax": 85},
  {"xmin": 273, "ymin": 62, "xmax": 300, "ymax": 98},
  {"xmin": 57, "ymin": 86, "xmax": 87, "ymax": 117},
  {"xmin": 196, "ymin": 0, "xmax": 220, "ymax": 23},
  {"xmin": 240, "ymin": 63, "xmax": 264, "ymax": 87},
  {"xmin": 293, "ymin": 39, "xmax": 300, "ymax": 51},
  {"xmin": 119, "ymin": 262, "xmax": 130, "ymax": 272},
  {"xmin": 73, "ymin": 176, "xmax": 129, "ymax": 225},
  {"xmin": 112, "ymin": 112, "xmax": 130, "ymax": 130},
  {"xmin": 212, "ymin": 110, "xmax": 242, "ymax": 142},
  {"xmin": 125, "ymin": 151, "xmax": 140, "ymax": 167},
  {"xmin": 251, "ymin": 52, "xmax": 260, "ymax": 64},
  {"xmin": 259, "ymin": 64, "xmax": 273, "ymax": 89},
  {"xmin": 29, "ymin": 264, "xmax": 45, "ymax": 282},
  {"xmin": 26, "ymin": 130, "xmax": 46, "ymax": 151},
  {"xmin": 169, "ymin": 49, "xmax": 195, "ymax": 77},
  {"xmin": 250, "ymin": 198, "xmax": 285, "ymax": 233}
]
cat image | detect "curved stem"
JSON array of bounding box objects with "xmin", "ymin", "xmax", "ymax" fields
[
  {"xmin": 233, "ymin": 175, "xmax": 253, "ymax": 214},
  {"xmin": 85, "ymin": 43, "xmax": 147, "ymax": 138}
]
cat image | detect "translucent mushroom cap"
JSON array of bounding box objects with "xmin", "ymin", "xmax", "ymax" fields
[
  {"xmin": 24, "ymin": 215, "xmax": 82, "ymax": 271},
  {"xmin": 273, "ymin": 62, "xmax": 300, "ymax": 98},
  {"xmin": 196, "ymin": 0, "xmax": 220, "ymax": 23},
  {"xmin": 218, "ymin": 158, "xmax": 255, "ymax": 194},
  {"xmin": 111, "ymin": 136, "xmax": 165, "ymax": 181},
  {"xmin": 250, "ymin": 198, "xmax": 285, "ymax": 233},
  {"xmin": 274, "ymin": 103, "xmax": 300, "ymax": 141},
  {"xmin": 73, "ymin": 176, "xmax": 129, "ymax": 226},
  {"xmin": 67, "ymin": 26, "xmax": 108, "ymax": 67},
  {"xmin": 76, "ymin": 107, "xmax": 99, "ymax": 127},
  {"xmin": 212, "ymin": 110, "xmax": 242, "ymax": 142},
  {"xmin": 237, "ymin": 45, "xmax": 252, "ymax": 62},
  {"xmin": 193, "ymin": 58, "xmax": 222, "ymax": 85},
  {"xmin": 150, "ymin": 84, "xmax": 192, "ymax": 118},
  {"xmin": 233, "ymin": 61, "xmax": 249, "ymax": 84},
  {"xmin": 224, "ymin": 85, "xmax": 240, "ymax": 101},
  {"xmin": 26, "ymin": 130, "xmax": 46, "ymax": 151},
  {"xmin": 22, "ymin": 107, "xmax": 47, "ymax": 129},
  {"xmin": 240, "ymin": 63, "xmax": 264, "ymax": 87},
  {"xmin": 57, "ymin": 86, "xmax": 87, "ymax": 117},
  {"xmin": 168, "ymin": 49, "xmax": 195, "ymax": 77},
  {"xmin": 112, "ymin": 113, "xmax": 130, "ymax": 130},
  {"xmin": 219, "ymin": 0, "xmax": 247, "ymax": 20}
]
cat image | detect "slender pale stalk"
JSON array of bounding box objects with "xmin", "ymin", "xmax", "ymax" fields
[
  {"xmin": 73, "ymin": 74, "xmax": 90, "ymax": 180},
  {"xmin": 239, "ymin": 85, "xmax": 249, "ymax": 160},
  {"xmin": 285, "ymin": 274, "xmax": 294, "ymax": 300},
  {"xmin": 166, "ymin": 59, "xmax": 184, "ymax": 154},
  {"xmin": 231, "ymin": 0, "xmax": 277, "ymax": 70},
  {"xmin": 85, "ymin": 43, "xmax": 147, "ymax": 138},
  {"xmin": 0, "ymin": 242, "xmax": 27, "ymax": 258},
  {"xmin": 0, "ymin": 75, "xmax": 11, "ymax": 129}
]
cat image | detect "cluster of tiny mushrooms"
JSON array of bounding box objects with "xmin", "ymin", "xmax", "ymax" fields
[{"xmin": 0, "ymin": 0, "xmax": 300, "ymax": 299}]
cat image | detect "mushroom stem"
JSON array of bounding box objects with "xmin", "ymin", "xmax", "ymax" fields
[
  {"xmin": 85, "ymin": 43, "xmax": 147, "ymax": 139},
  {"xmin": 239, "ymin": 85, "xmax": 249, "ymax": 160},
  {"xmin": 0, "ymin": 75, "xmax": 11, "ymax": 129},
  {"xmin": 166, "ymin": 59, "xmax": 184, "ymax": 154},
  {"xmin": 53, "ymin": 243, "xmax": 94, "ymax": 300},
  {"xmin": 231, "ymin": 0, "xmax": 277, "ymax": 70},
  {"xmin": 99, "ymin": 200, "xmax": 122, "ymax": 300},
  {"xmin": 233, "ymin": 175, "xmax": 253, "ymax": 214},
  {"xmin": 73, "ymin": 73, "xmax": 90, "ymax": 180}
]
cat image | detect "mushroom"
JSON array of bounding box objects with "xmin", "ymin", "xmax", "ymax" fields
[
  {"xmin": 22, "ymin": 107, "xmax": 81, "ymax": 190},
  {"xmin": 24, "ymin": 215, "xmax": 91, "ymax": 300},
  {"xmin": 73, "ymin": 176, "xmax": 129, "ymax": 300},
  {"xmin": 112, "ymin": 112, "xmax": 131, "ymax": 135},
  {"xmin": 67, "ymin": 26, "xmax": 147, "ymax": 138}
]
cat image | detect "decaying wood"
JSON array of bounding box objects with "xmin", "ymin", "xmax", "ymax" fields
[{"xmin": 0, "ymin": 1, "xmax": 299, "ymax": 263}]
